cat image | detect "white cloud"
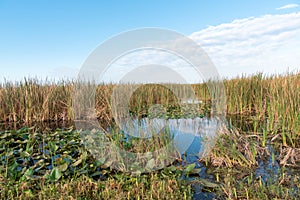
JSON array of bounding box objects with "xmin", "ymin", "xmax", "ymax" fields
[
  {"xmin": 190, "ymin": 12, "xmax": 300, "ymax": 78},
  {"xmin": 276, "ymin": 4, "xmax": 299, "ymax": 10},
  {"xmin": 99, "ymin": 12, "xmax": 300, "ymax": 83}
]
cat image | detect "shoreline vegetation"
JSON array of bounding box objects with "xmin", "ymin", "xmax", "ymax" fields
[
  {"xmin": 0, "ymin": 73, "xmax": 298, "ymax": 130},
  {"xmin": 0, "ymin": 72, "xmax": 299, "ymax": 199}
]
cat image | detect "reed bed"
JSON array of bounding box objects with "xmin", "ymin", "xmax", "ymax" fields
[
  {"xmin": 224, "ymin": 73, "xmax": 299, "ymax": 137},
  {"xmin": 0, "ymin": 79, "xmax": 72, "ymax": 123},
  {"xmin": 0, "ymin": 72, "xmax": 299, "ymax": 136}
]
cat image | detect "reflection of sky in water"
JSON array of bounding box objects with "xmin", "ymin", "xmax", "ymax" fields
[
  {"xmin": 255, "ymin": 145, "xmax": 281, "ymax": 184},
  {"xmin": 120, "ymin": 117, "xmax": 221, "ymax": 158}
]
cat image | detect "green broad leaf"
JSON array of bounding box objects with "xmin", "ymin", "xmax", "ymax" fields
[
  {"xmin": 49, "ymin": 141, "xmax": 59, "ymax": 153},
  {"xmin": 167, "ymin": 165, "xmax": 177, "ymax": 172},
  {"xmin": 24, "ymin": 168, "xmax": 34, "ymax": 175},
  {"xmin": 184, "ymin": 163, "xmax": 196, "ymax": 173},
  {"xmin": 21, "ymin": 168, "xmax": 34, "ymax": 181},
  {"xmin": 49, "ymin": 167, "xmax": 62, "ymax": 182}
]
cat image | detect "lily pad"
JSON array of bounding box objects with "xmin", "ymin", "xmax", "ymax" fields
[
  {"xmin": 48, "ymin": 167, "xmax": 62, "ymax": 182},
  {"xmin": 184, "ymin": 163, "xmax": 196, "ymax": 174}
]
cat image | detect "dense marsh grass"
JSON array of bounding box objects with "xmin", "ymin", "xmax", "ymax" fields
[
  {"xmin": 0, "ymin": 171, "xmax": 192, "ymax": 200},
  {"xmin": 0, "ymin": 79, "xmax": 73, "ymax": 123},
  {"xmin": 224, "ymin": 73, "xmax": 299, "ymax": 139},
  {"xmin": 1, "ymin": 72, "xmax": 298, "ymax": 134}
]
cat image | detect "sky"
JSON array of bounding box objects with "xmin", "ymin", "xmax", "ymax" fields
[{"xmin": 0, "ymin": 0, "xmax": 300, "ymax": 83}]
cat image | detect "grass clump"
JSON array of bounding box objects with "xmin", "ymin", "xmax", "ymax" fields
[{"xmin": 0, "ymin": 173, "xmax": 192, "ymax": 200}]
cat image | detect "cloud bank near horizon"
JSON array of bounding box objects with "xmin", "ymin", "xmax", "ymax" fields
[
  {"xmin": 190, "ymin": 12, "xmax": 300, "ymax": 78},
  {"xmin": 104, "ymin": 12, "xmax": 300, "ymax": 82}
]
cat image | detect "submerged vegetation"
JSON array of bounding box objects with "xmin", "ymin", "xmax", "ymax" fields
[{"xmin": 0, "ymin": 72, "xmax": 299, "ymax": 199}]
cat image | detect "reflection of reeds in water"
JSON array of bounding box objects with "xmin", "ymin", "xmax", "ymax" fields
[{"xmin": 117, "ymin": 117, "xmax": 222, "ymax": 158}]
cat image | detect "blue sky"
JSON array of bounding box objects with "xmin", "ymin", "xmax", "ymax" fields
[{"xmin": 0, "ymin": 0, "xmax": 300, "ymax": 82}]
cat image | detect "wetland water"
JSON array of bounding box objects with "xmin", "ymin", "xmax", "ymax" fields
[
  {"xmin": 0, "ymin": 117, "xmax": 299, "ymax": 199},
  {"xmin": 131, "ymin": 117, "xmax": 299, "ymax": 199},
  {"xmin": 119, "ymin": 117, "xmax": 221, "ymax": 155}
]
